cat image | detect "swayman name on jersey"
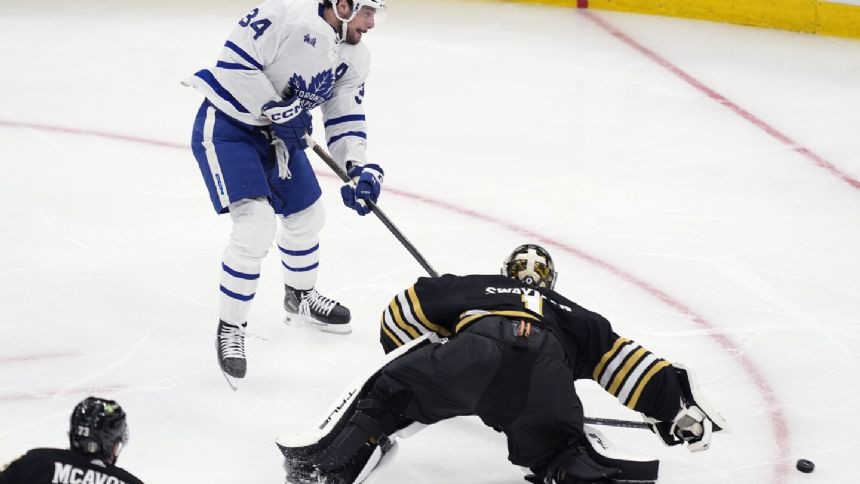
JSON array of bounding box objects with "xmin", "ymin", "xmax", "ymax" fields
[
  {"xmin": 51, "ymin": 462, "xmax": 129, "ymax": 484},
  {"xmin": 484, "ymin": 286, "xmax": 573, "ymax": 312}
]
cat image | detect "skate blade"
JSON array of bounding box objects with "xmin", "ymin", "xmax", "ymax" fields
[
  {"xmin": 220, "ymin": 370, "xmax": 240, "ymax": 391},
  {"xmin": 284, "ymin": 313, "xmax": 353, "ymax": 335}
]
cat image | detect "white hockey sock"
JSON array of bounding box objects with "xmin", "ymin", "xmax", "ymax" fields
[
  {"xmin": 277, "ymin": 240, "xmax": 320, "ymax": 291},
  {"xmin": 220, "ymin": 250, "xmax": 263, "ymax": 325},
  {"xmin": 219, "ymin": 198, "xmax": 276, "ymax": 324},
  {"xmin": 278, "ymin": 200, "xmax": 325, "ymax": 291}
]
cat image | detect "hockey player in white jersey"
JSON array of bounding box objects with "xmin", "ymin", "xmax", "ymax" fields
[{"xmin": 184, "ymin": 0, "xmax": 387, "ymax": 382}]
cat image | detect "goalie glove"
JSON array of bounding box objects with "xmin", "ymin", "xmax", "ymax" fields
[
  {"xmin": 646, "ymin": 404, "xmax": 712, "ymax": 452},
  {"xmin": 644, "ymin": 364, "xmax": 729, "ymax": 453}
]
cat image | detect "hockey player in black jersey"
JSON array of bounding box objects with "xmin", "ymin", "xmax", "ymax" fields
[
  {"xmin": 278, "ymin": 244, "xmax": 728, "ymax": 484},
  {"xmin": 0, "ymin": 397, "xmax": 144, "ymax": 484}
]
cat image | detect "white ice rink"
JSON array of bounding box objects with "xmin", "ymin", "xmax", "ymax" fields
[{"xmin": 2, "ymin": 0, "xmax": 859, "ymax": 482}]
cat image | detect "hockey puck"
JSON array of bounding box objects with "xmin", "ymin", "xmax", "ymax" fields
[{"xmin": 796, "ymin": 459, "xmax": 815, "ymax": 473}]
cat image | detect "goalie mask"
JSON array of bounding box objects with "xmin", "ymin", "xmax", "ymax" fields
[
  {"xmin": 502, "ymin": 244, "xmax": 557, "ymax": 289},
  {"xmin": 69, "ymin": 397, "xmax": 129, "ymax": 464}
]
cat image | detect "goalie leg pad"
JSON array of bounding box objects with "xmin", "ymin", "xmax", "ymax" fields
[
  {"xmin": 277, "ymin": 334, "xmax": 435, "ymax": 462},
  {"xmin": 316, "ymin": 410, "xmax": 394, "ymax": 471},
  {"xmin": 283, "ymin": 408, "xmax": 399, "ymax": 484}
]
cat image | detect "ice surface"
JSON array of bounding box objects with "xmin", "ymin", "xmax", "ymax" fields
[{"xmin": 1, "ymin": 1, "xmax": 859, "ymax": 483}]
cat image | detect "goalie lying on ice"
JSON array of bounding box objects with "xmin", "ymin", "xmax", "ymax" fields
[{"xmin": 277, "ymin": 244, "xmax": 729, "ymax": 484}]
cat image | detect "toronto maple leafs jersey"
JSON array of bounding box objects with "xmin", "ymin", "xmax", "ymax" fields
[
  {"xmin": 184, "ymin": 0, "xmax": 370, "ymax": 166},
  {"xmin": 379, "ymin": 274, "xmax": 684, "ymax": 421}
]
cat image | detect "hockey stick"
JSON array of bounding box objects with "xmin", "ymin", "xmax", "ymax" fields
[
  {"xmin": 304, "ymin": 136, "xmax": 439, "ymax": 277},
  {"xmin": 584, "ymin": 417, "xmax": 651, "ymax": 430},
  {"xmin": 306, "ymin": 136, "xmax": 651, "ymax": 432}
]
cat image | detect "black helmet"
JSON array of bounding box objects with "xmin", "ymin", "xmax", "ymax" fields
[
  {"xmin": 69, "ymin": 397, "xmax": 129, "ymax": 464},
  {"xmin": 502, "ymin": 244, "xmax": 557, "ymax": 289}
]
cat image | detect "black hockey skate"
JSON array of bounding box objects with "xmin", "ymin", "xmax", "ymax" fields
[
  {"xmin": 216, "ymin": 320, "xmax": 247, "ymax": 386},
  {"xmin": 284, "ymin": 285, "xmax": 351, "ymax": 334}
]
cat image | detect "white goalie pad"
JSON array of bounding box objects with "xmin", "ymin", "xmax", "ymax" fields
[{"xmin": 277, "ymin": 333, "xmax": 437, "ymax": 453}]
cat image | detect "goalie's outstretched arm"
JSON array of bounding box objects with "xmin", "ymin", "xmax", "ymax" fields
[{"xmin": 589, "ymin": 331, "xmax": 729, "ymax": 452}]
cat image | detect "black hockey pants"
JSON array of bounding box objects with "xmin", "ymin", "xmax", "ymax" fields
[{"xmin": 369, "ymin": 316, "xmax": 584, "ymax": 470}]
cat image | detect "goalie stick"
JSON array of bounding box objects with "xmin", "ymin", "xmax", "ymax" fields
[
  {"xmin": 584, "ymin": 417, "xmax": 650, "ymax": 430},
  {"xmin": 306, "ymin": 136, "xmax": 652, "ymax": 433}
]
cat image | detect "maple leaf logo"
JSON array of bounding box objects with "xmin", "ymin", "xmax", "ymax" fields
[
  {"xmin": 309, "ymin": 70, "xmax": 334, "ymax": 99},
  {"xmin": 289, "ymin": 74, "xmax": 307, "ymax": 94},
  {"xmin": 287, "ymin": 70, "xmax": 335, "ymax": 110}
]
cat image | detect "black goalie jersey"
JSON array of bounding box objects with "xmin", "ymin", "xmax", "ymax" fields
[{"xmin": 379, "ymin": 273, "xmax": 683, "ymax": 422}]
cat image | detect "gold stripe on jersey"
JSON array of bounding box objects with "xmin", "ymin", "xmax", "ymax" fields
[
  {"xmin": 592, "ymin": 337, "xmax": 630, "ymax": 381},
  {"xmin": 607, "ymin": 347, "xmax": 648, "ymax": 395},
  {"xmin": 382, "ymin": 301, "xmax": 415, "ymax": 346},
  {"xmin": 389, "ymin": 298, "xmax": 421, "ymax": 339},
  {"xmin": 380, "ymin": 318, "xmax": 404, "ymax": 348},
  {"xmin": 625, "ymin": 359, "xmax": 671, "ymax": 409},
  {"xmin": 454, "ymin": 310, "xmax": 540, "ymax": 333},
  {"xmin": 616, "ymin": 353, "xmax": 658, "ymax": 403},
  {"xmin": 395, "ymin": 291, "xmax": 434, "ymax": 337},
  {"xmin": 596, "ymin": 340, "xmax": 667, "ymax": 406},
  {"xmin": 407, "ymin": 286, "xmax": 451, "ymax": 336}
]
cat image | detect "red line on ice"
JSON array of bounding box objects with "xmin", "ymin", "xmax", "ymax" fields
[
  {"xmin": 0, "ymin": 385, "xmax": 126, "ymax": 402},
  {"xmin": 0, "ymin": 352, "xmax": 78, "ymax": 364},
  {"xmin": 0, "ymin": 120, "xmax": 186, "ymax": 150},
  {"xmin": 580, "ymin": 12, "xmax": 799, "ymax": 480},
  {"xmin": 1, "ymin": 119, "xmax": 791, "ymax": 481},
  {"xmin": 581, "ymin": 10, "xmax": 860, "ymax": 192}
]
